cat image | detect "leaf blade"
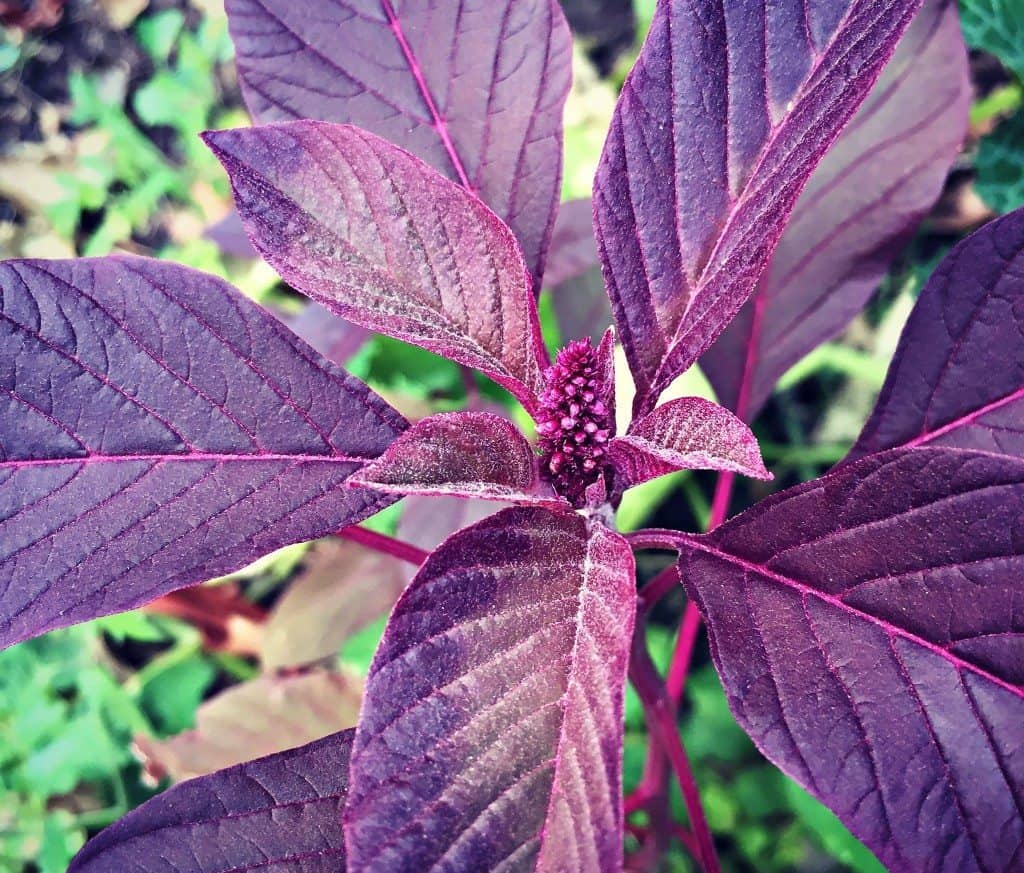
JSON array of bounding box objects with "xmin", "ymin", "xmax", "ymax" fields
[
  {"xmin": 225, "ymin": 0, "xmax": 572, "ymax": 285},
  {"xmin": 343, "ymin": 507, "xmax": 635, "ymax": 871},
  {"xmin": 700, "ymin": 0, "xmax": 970, "ymax": 420},
  {"xmin": 205, "ymin": 121, "xmax": 547, "ymax": 412},
  {"xmin": 593, "ymin": 0, "xmax": 923, "ymax": 411},
  {"xmin": 0, "ymin": 257, "xmax": 405, "ymax": 649},
  {"xmin": 70, "ymin": 729, "xmax": 355, "ymax": 872},
  {"xmin": 849, "ymin": 208, "xmax": 1024, "ymax": 462},
  {"xmin": 678, "ymin": 448, "xmax": 1024, "ymax": 871}
]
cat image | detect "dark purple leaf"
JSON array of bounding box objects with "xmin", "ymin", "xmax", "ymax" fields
[
  {"xmin": 225, "ymin": 0, "xmax": 572, "ymax": 286},
  {"xmin": 609, "ymin": 397, "xmax": 770, "ymax": 490},
  {"xmin": 135, "ymin": 669, "xmax": 363, "ymax": 781},
  {"xmin": 544, "ymin": 198, "xmax": 600, "ymax": 289},
  {"xmin": 0, "ymin": 256, "xmax": 405, "ymax": 650},
  {"xmin": 350, "ymin": 411, "xmax": 564, "ymax": 506},
  {"xmin": 849, "ymin": 208, "xmax": 1024, "ymax": 463},
  {"xmin": 70, "ymin": 729, "xmax": 355, "ymax": 872},
  {"xmin": 678, "ymin": 447, "xmax": 1024, "ymax": 871},
  {"xmin": 203, "ymin": 209, "xmax": 257, "ymax": 259},
  {"xmin": 701, "ymin": 0, "xmax": 970, "ymax": 419},
  {"xmin": 344, "ymin": 507, "xmax": 635, "ymax": 871},
  {"xmin": 593, "ymin": 0, "xmax": 923, "ymax": 414},
  {"xmin": 287, "ymin": 301, "xmax": 370, "ymax": 367},
  {"xmin": 205, "ymin": 122, "xmax": 548, "ymax": 413}
]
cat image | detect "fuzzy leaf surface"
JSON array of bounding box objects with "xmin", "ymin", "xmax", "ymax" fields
[
  {"xmin": 609, "ymin": 397, "xmax": 770, "ymax": 489},
  {"xmin": 849, "ymin": 208, "xmax": 1024, "ymax": 462},
  {"xmin": 350, "ymin": 411, "xmax": 562, "ymax": 506},
  {"xmin": 344, "ymin": 507, "xmax": 635, "ymax": 871},
  {"xmin": 225, "ymin": 0, "xmax": 571, "ymax": 285},
  {"xmin": 700, "ymin": 0, "xmax": 970, "ymax": 419},
  {"xmin": 70, "ymin": 729, "xmax": 355, "ymax": 872},
  {"xmin": 0, "ymin": 257, "xmax": 405, "ymax": 650},
  {"xmin": 205, "ymin": 122, "xmax": 547, "ymax": 412},
  {"xmin": 593, "ymin": 0, "xmax": 923, "ymax": 412},
  {"xmin": 678, "ymin": 448, "xmax": 1024, "ymax": 872}
]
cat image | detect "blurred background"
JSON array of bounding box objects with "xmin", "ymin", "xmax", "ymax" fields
[{"xmin": 0, "ymin": 1, "xmax": 1019, "ymax": 870}]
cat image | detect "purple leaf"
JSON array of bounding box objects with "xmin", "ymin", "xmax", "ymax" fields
[
  {"xmin": 350, "ymin": 411, "xmax": 565, "ymax": 506},
  {"xmin": 0, "ymin": 257, "xmax": 405, "ymax": 650},
  {"xmin": 700, "ymin": 0, "xmax": 970, "ymax": 420},
  {"xmin": 225, "ymin": 0, "xmax": 572, "ymax": 286},
  {"xmin": 70, "ymin": 729, "xmax": 355, "ymax": 872},
  {"xmin": 544, "ymin": 198, "xmax": 600, "ymax": 289},
  {"xmin": 344, "ymin": 507, "xmax": 635, "ymax": 871},
  {"xmin": 678, "ymin": 447, "xmax": 1024, "ymax": 871},
  {"xmin": 205, "ymin": 122, "xmax": 548, "ymax": 413},
  {"xmin": 593, "ymin": 0, "xmax": 923, "ymax": 414},
  {"xmin": 552, "ymin": 267, "xmax": 613, "ymax": 346},
  {"xmin": 203, "ymin": 209, "xmax": 258, "ymax": 260},
  {"xmin": 287, "ymin": 302, "xmax": 370, "ymax": 367},
  {"xmin": 608, "ymin": 397, "xmax": 770, "ymax": 490},
  {"xmin": 849, "ymin": 208, "xmax": 1024, "ymax": 463}
]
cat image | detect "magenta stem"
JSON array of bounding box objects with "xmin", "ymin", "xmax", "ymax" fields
[
  {"xmin": 629, "ymin": 624, "xmax": 721, "ymax": 873},
  {"xmin": 336, "ymin": 525, "xmax": 429, "ymax": 566}
]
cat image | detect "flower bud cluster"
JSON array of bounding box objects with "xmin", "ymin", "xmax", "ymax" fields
[{"xmin": 536, "ymin": 338, "xmax": 613, "ymax": 505}]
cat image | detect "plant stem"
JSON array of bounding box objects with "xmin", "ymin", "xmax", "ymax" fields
[
  {"xmin": 629, "ymin": 623, "xmax": 721, "ymax": 873},
  {"xmin": 336, "ymin": 525, "xmax": 429, "ymax": 566},
  {"xmin": 637, "ymin": 563, "xmax": 680, "ymax": 614}
]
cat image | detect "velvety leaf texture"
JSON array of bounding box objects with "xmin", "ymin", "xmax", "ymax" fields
[
  {"xmin": 678, "ymin": 448, "xmax": 1024, "ymax": 872},
  {"xmin": 849, "ymin": 208, "xmax": 1024, "ymax": 463},
  {"xmin": 70, "ymin": 729, "xmax": 355, "ymax": 872},
  {"xmin": 205, "ymin": 122, "xmax": 548, "ymax": 413},
  {"xmin": 609, "ymin": 397, "xmax": 770, "ymax": 489},
  {"xmin": 344, "ymin": 507, "xmax": 635, "ymax": 872},
  {"xmin": 700, "ymin": 0, "xmax": 970, "ymax": 419},
  {"xmin": 0, "ymin": 257, "xmax": 405, "ymax": 649},
  {"xmin": 350, "ymin": 411, "xmax": 562, "ymax": 506},
  {"xmin": 593, "ymin": 0, "xmax": 923, "ymax": 413},
  {"xmin": 225, "ymin": 0, "xmax": 572, "ymax": 285}
]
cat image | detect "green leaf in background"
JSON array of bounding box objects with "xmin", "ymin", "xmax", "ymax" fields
[
  {"xmin": 960, "ymin": 0, "xmax": 1024, "ymax": 81},
  {"xmin": 135, "ymin": 9, "xmax": 186, "ymax": 63},
  {"xmin": 976, "ymin": 110, "xmax": 1024, "ymax": 213},
  {"xmin": 140, "ymin": 654, "xmax": 217, "ymax": 736},
  {"xmin": 784, "ymin": 780, "xmax": 887, "ymax": 873}
]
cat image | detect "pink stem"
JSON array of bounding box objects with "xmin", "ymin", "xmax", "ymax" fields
[
  {"xmin": 637, "ymin": 563, "xmax": 680, "ymax": 614},
  {"xmin": 336, "ymin": 525, "xmax": 429, "ymax": 566},
  {"xmin": 629, "ymin": 626, "xmax": 721, "ymax": 873}
]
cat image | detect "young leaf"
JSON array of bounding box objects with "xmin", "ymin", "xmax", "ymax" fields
[
  {"xmin": 849, "ymin": 208, "xmax": 1024, "ymax": 462},
  {"xmin": 608, "ymin": 397, "xmax": 770, "ymax": 489},
  {"xmin": 677, "ymin": 448, "xmax": 1024, "ymax": 871},
  {"xmin": 205, "ymin": 122, "xmax": 548, "ymax": 412},
  {"xmin": 593, "ymin": 0, "xmax": 924, "ymax": 413},
  {"xmin": 136, "ymin": 670, "xmax": 363, "ymax": 781},
  {"xmin": 70, "ymin": 729, "xmax": 355, "ymax": 872},
  {"xmin": 344, "ymin": 507, "xmax": 635, "ymax": 871},
  {"xmin": 225, "ymin": 0, "xmax": 572, "ymax": 285},
  {"xmin": 350, "ymin": 411, "xmax": 565, "ymax": 506},
  {"xmin": 700, "ymin": 0, "xmax": 970, "ymax": 420},
  {"xmin": 0, "ymin": 257, "xmax": 405, "ymax": 650}
]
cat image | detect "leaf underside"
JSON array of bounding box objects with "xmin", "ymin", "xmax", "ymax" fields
[
  {"xmin": 680, "ymin": 448, "xmax": 1024, "ymax": 872},
  {"xmin": 0, "ymin": 257, "xmax": 405, "ymax": 650},
  {"xmin": 70, "ymin": 729, "xmax": 356, "ymax": 872},
  {"xmin": 344, "ymin": 507, "xmax": 636, "ymax": 872},
  {"xmin": 225, "ymin": 0, "xmax": 572, "ymax": 286},
  {"xmin": 700, "ymin": 0, "xmax": 970, "ymax": 420},
  {"xmin": 593, "ymin": 0, "xmax": 924, "ymax": 412}
]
